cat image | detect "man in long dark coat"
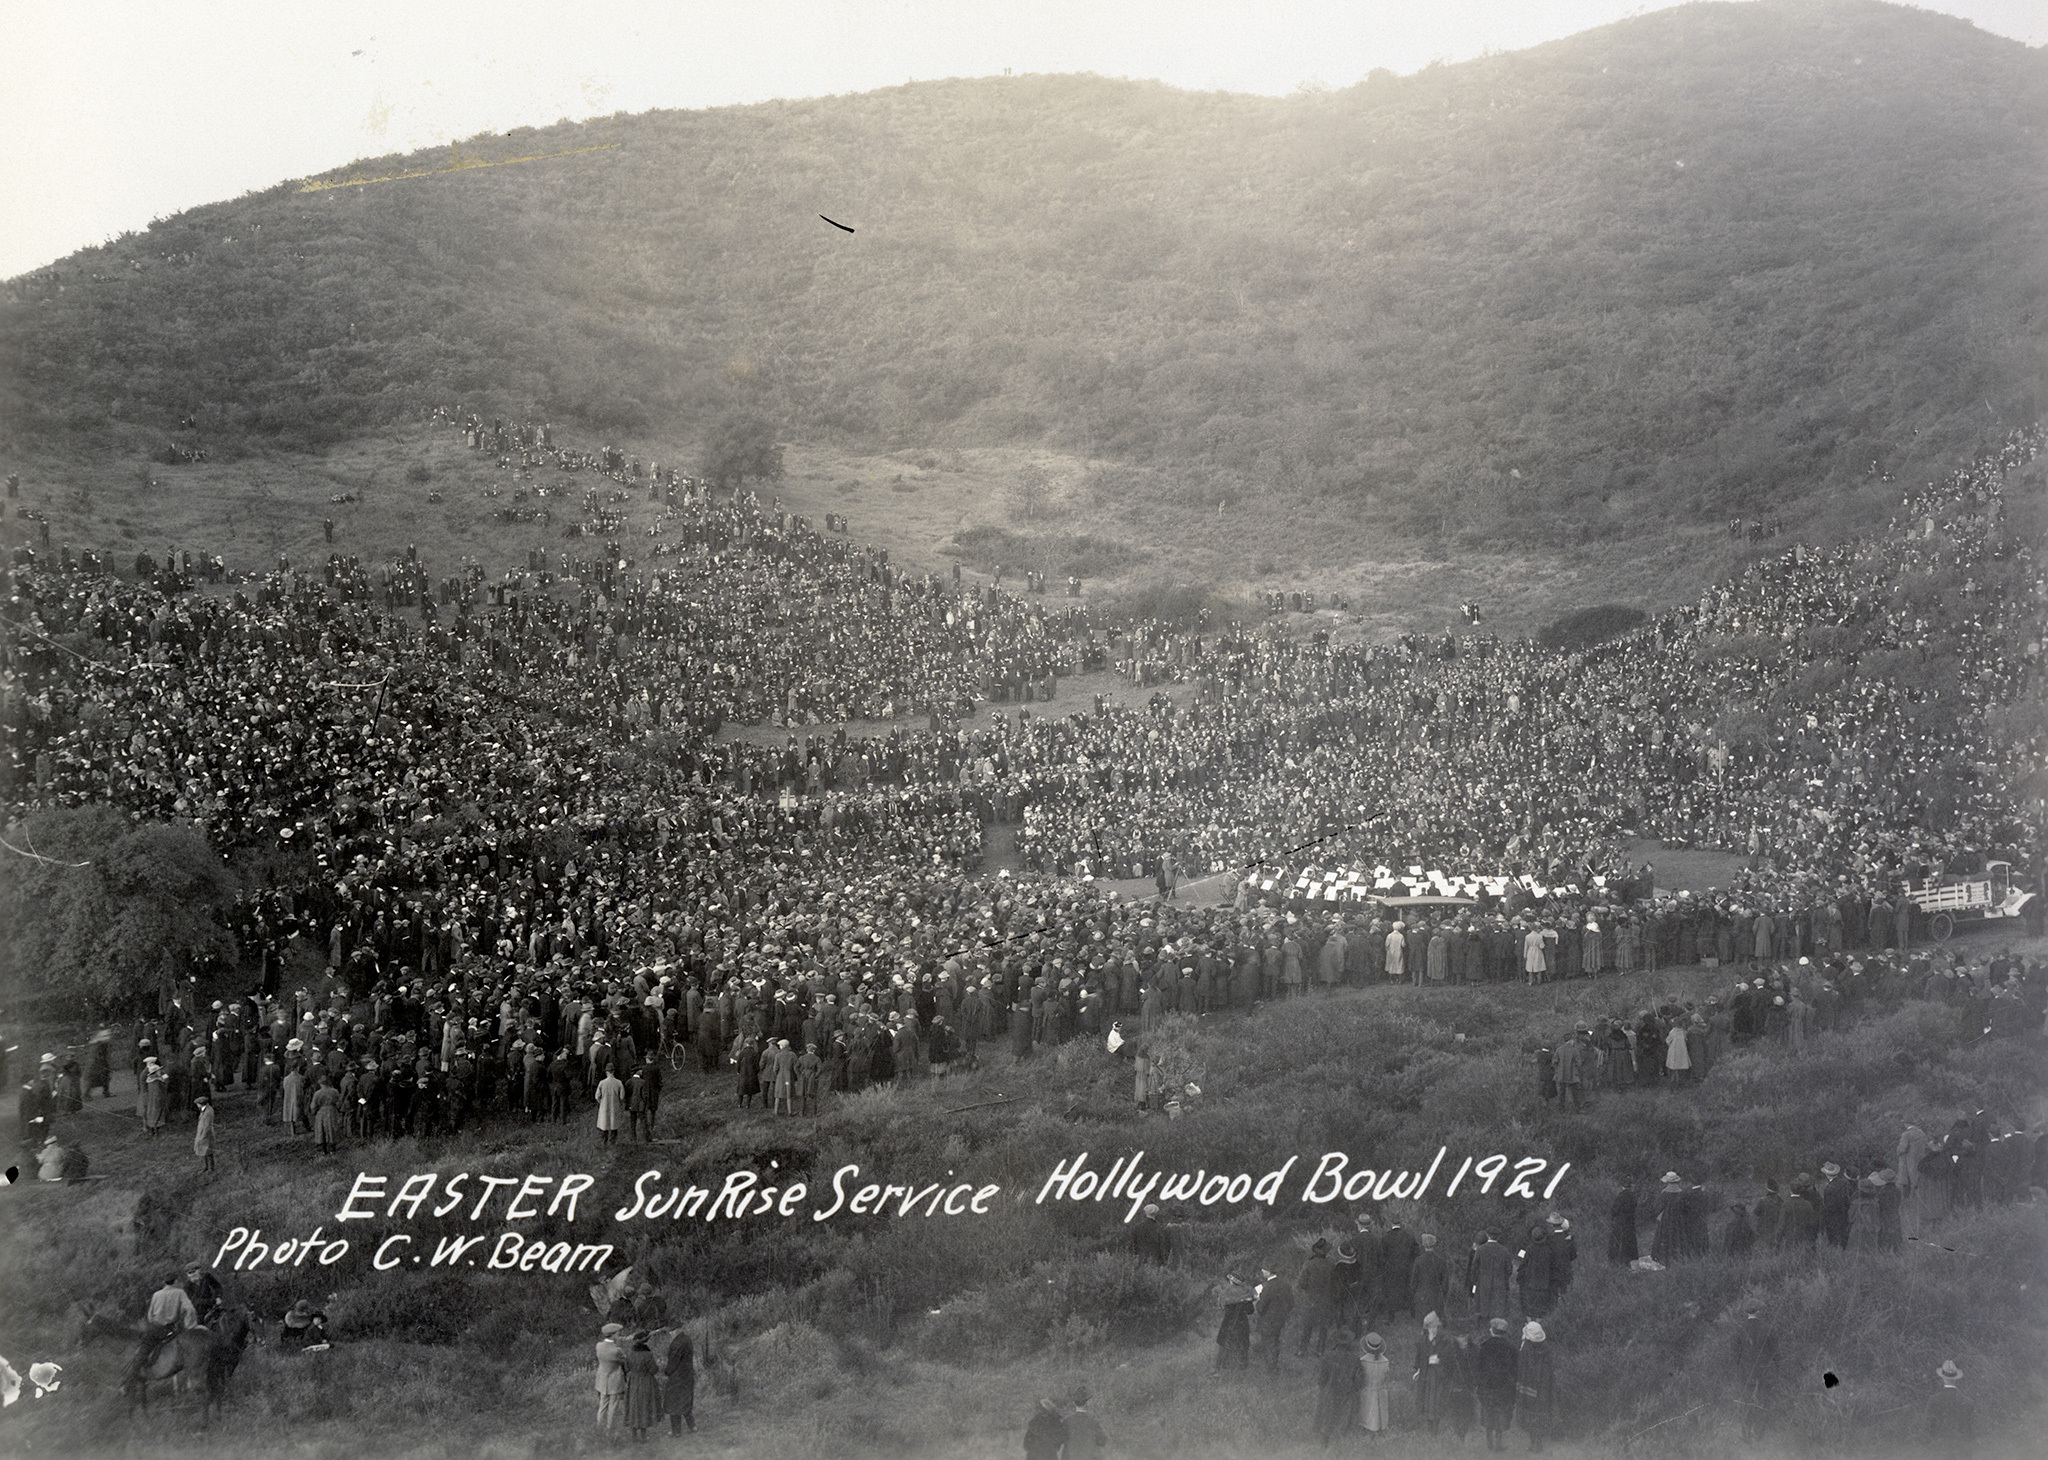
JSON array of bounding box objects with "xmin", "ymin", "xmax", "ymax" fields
[
  {"xmin": 1468, "ymin": 1234, "xmax": 1513, "ymax": 1324},
  {"xmin": 1296, "ymin": 1239, "xmax": 1338, "ymax": 1356},
  {"xmin": 1818, "ymin": 1162, "xmax": 1854, "ymax": 1246},
  {"xmin": 1409, "ymin": 1233, "xmax": 1450, "ymax": 1320},
  {"xmin": 1349, "ymin": 1216, "xmax": 1383, "ymax": 1327},
  {"xmin": 1722, "ymin": 1201, "xmax": 1758, "ymax": 1256},
  {"xmin": 1254, "ymin": 1267, "xmax": 1294, "ymax": 1373},
  {"xmin": 1377, "ymin": 1221, "xmax": 1419, "ymax": 1319},
  {"xmin": 1780, "ymin": 1179, "xmax": 1821, "ymax": 1249},
  {"xmin": 1650, "ymin": 1172, "xmax": 1687, "ymax": 1261},
  {"xmin": 1516, "ymin": 1225, "xmax": 1555, "ymax": 1317},
  {"xmin": 1516, "ymin": 1322, "xmax": 1555, "ymax": 1452},
  {"xmin": 1474, "ymin": 1318, "xmax": 1519, "ymax": 1451}
]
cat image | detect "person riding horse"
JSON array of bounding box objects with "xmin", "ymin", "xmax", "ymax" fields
[{"xmin": 137, "ymin": 1273, "xmax": 197, "ymax": 1381}]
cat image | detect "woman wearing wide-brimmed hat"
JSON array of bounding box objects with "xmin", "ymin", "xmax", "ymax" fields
[
  {"xmin": 1358, "ymin": 1331, "xmax": 1393, "ymax": 1437},
  {"xmin": 622, "ymin": 1329, "xmax": 660, "ymax": 1440},
  {"xmin": 1516, "ymin": 1322, "xmax": 1555, "ymax": 1452},
  {"xmin": 1926, "ymin": 1360, "xmax": 1972, "ymax": 1458}
]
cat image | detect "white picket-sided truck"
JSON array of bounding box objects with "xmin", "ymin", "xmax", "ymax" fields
[{"xmin": 1902, "ymin": 860, "xmax": 2034, "ymax": 942}]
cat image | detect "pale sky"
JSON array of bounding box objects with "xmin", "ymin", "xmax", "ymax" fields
[{"xmin": 3, "ymin": 0, "xmax": 2041, "ymax": 279}]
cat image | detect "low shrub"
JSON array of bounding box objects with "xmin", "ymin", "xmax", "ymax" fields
[{"xmin": 1537, "ymin": 603, "xmax": 1649, "ymax": 651}]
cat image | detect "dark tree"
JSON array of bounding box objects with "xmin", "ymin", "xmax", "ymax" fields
[
  {"xmin": 700, "ymin": 415, "xmax": 785, "ymax": 492},
  {"xmin": 0, "ymin": 806, "xmax": 240, "ymax": 1014}
]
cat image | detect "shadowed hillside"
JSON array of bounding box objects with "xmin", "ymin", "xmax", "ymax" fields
[{"xmin": 3, "ymin": 0, "xmax": 2043, "ymax": 559}]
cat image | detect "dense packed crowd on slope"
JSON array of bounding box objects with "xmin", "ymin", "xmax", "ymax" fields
[{"xmin": 2, "ymin": 423, "xmax": 2044, "ymax": 1159}]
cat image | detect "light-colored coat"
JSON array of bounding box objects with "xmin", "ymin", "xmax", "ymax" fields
[{"xmin": 595, "ymin": 1074, "xmax": 626, "ymax": 1132}]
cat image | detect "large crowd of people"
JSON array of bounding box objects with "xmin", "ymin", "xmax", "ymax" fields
[
  {"xmin": 2, "ymin": 419, "xmax": 2042, "ymax": 1158},
  {"xmin": 3, "ymin": 408, "xmax": 2042, "ymax": 1460}
]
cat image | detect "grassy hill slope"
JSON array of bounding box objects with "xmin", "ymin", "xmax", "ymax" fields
[
  {"xmin": 3, "ymin": 948, "xmax": 2042, "ymax": 1458},
  {"xmin": 4, "ymin": 0, "xmax": 2043, "ymax": 564}
]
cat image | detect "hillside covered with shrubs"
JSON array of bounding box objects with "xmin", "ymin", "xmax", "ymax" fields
[{"xmin": 3, "ymin": 0, "xmax": 2044, "ymax": 552}]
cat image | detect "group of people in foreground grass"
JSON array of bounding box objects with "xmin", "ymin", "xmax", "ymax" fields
[{"xmin": 1178, "ymin": 1124, "xmax": 2016, "ymax": 1456}]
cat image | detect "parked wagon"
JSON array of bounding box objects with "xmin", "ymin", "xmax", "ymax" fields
[{"xmin": 1902, "ymin": 860, "xmax": 2034, "ymax": 942}]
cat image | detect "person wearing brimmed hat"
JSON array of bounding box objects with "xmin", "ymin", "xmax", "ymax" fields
[
  {"xmin": 1254, "ymin": 1266, "xmax": 1295, "ymax": 1373},
  {"xmin": 1516, "ymin": 1322, "xmax": 1555, "ymax": 1451},
  {"xmin": 1926, "ymin": 1359, "xmax": 1972, "ymax": 1457},
  {"xmin": 280, "ymin": 1056, "xmax": 307, "ymax": 1138},
  {"xmin": 593, "ymin": 1322, "xmax": 627, "ymax": 1432},
  {"xmin": 1650, "ymin": 1172, "xmax": 1688, "ymax": 1263},
  {"xmin": 141, "ymin": 1058, "xmax": 170, "ymax": 1137},
  {"xmin": 1358, "ymin": 1330, "xmax": 1393, "ymax": 1435},
  {"xmin": 1475, "ymin": 1317, "xmax": 1518, "ymax": 1450},
  {"xmin": 621, "ymin": 1328, "xmax": 661, "ymax": 1440},
  {"xmin": 280, "ymin": 1298, "xmax": 328, "ymax": 1349},
  {"xmin": 36, "ymin": 1131, "xmax": 66, "ymax": 1183},
  {"xmin": 1215, "ymin": 1272, "xmax": 1256, "ymax": 1370}
]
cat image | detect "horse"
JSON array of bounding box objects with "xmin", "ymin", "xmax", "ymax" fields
[{"xmin": 75, "ymin": 1301, "xmax": 256, "ymax": 1426}]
